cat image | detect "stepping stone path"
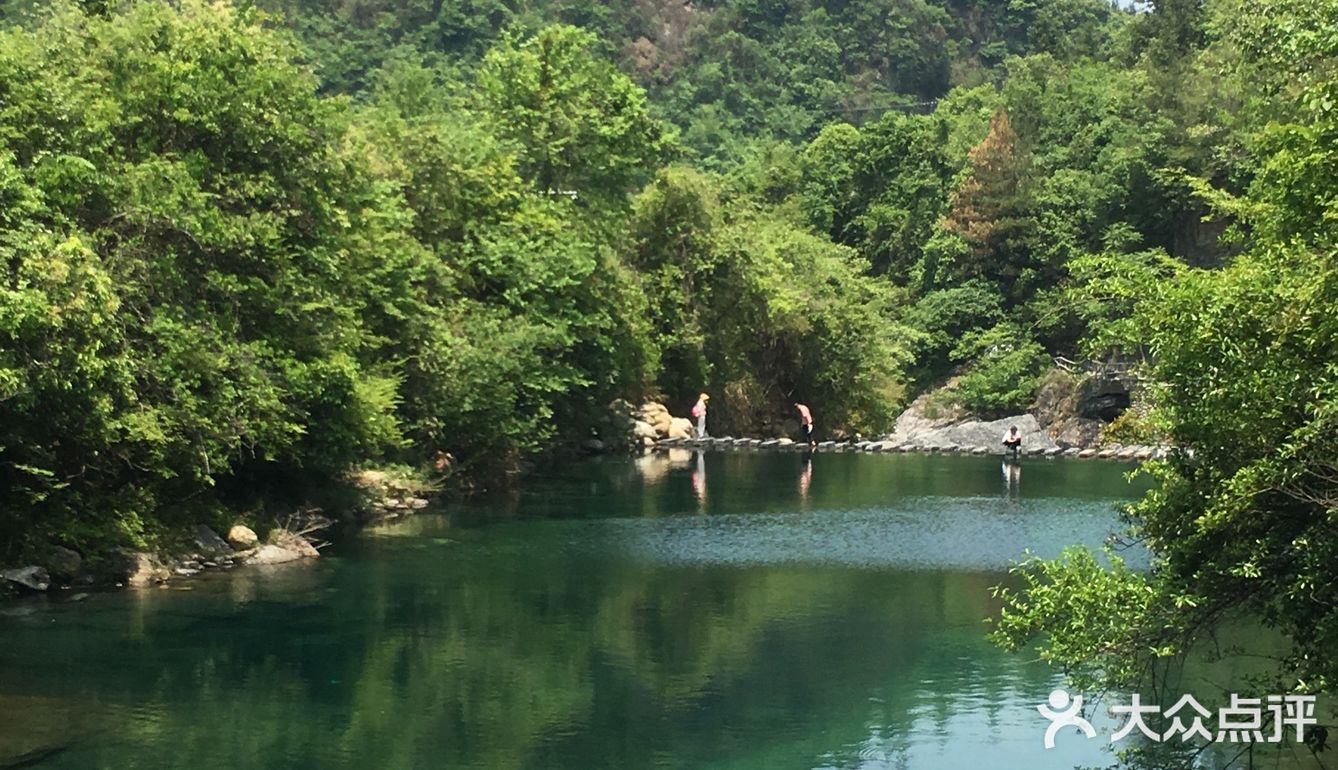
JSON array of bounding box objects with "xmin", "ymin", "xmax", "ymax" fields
[{"xmin": 647, "ymin": 436, "xmax": 1168, "ymax": 461}]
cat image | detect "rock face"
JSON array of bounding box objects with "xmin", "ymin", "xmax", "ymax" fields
[
  {"xmin": 632, "ymin": 420, "xmax": 658, "ymax": 441},
  {"xmin": 1079, "ymin": 374, "xmax": 1132, "ymax": 422},
  {"xmin": 2, "ymin": 566, "xmax": 51, "ymax": 592},
  {"xmin": 891, "ymin": 390, "xmax": 967, "ymax": 440},
  {"xmin": 890, "ymin": 392, "xmax": 1057, "ymax": 451},
  {"xmin": 227, "ymin": 525, "xmax": 259, "ymax": 550},
  {"xmin": 1047, "ymin": 418, "xmax": 1104, "ymax": 448}
]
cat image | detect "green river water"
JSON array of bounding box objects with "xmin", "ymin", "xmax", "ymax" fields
[{"xmin": 0, "ymin": 452, "xmax": 1317, "ymax": 769}]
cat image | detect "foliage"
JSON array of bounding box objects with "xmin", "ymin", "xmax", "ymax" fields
[
  {"xmin": 901, "ymin": 280, "xmax": 1002, "ymax": 383},
  {"xmin": 945, "ymin": 323, "xmax": 1051, "ymax": 418},
  {"xmin": 624, "ymin": 167, "xmax": 913, "ymax": 434},
  {"xmin": 0, "ymin": 3, "xmax": 927, "ymax": 560},
  {"xmin": 989, "ymin": 0, "xmax": 1338, "ymax": 737},
  {"xmin": 476, "ymin": 24, "xmax": 668, "ymax": 207},
  {"xmin": 0, "ymin": 1, "xmax": 402, "ymax": 554},
  {"xmin": 991, "ymin": 547, "xmax": 1166, "ymax": 693}
]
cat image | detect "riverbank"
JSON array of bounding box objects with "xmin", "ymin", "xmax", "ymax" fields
[{"xmin": 0, "ymin": 468, "xmax": 435, "ymax": 598}]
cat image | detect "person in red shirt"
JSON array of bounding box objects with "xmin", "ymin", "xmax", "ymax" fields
[{"xmin": 795, "ymin": 403, "xmax": 816, "ymax": 449}]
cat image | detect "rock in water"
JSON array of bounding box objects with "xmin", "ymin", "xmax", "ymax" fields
[
  {"xmin": 244, "ymin": 544, "xmax": 303, "ymax": 565},
  {"xmin": 2, "ymin": 566, "xmax": 50, "ymax": 592},
  {"xmin": 266, "ymin": 529, "xmax": 321, "ymax": 559},
  {"xmin": 227, "ymin": 525, "xmax": 258, "ymax": 550}
]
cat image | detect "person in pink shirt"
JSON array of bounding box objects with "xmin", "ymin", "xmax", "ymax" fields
[
  {"xmin": 795, "ymin": 403, "xmax": 816, "ymax": 449},
  {"xmin": 692, "ymin": 392, "xmax": 710, "ymax": 438}
]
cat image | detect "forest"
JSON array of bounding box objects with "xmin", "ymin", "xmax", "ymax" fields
[{"xmin": 2, "ymin": 0, "xmax": 1338, "ymax": 752}]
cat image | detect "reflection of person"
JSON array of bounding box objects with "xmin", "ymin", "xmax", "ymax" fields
[
  {"xmin": 795, "ymin": 402, "xmax": 817, "ymax": 449},
  {"xmin": 692, "ymin": 392, "xmax": 710, "ymax": 438},
  {"xmin": 799, "ymin": 456, "xmax": 813, "ymax": 501},
  {"xmin": 691, "ymin": 451, "xmax": 706, "ymax": 510},
  {"xmin": 1002, "ymin": 425, "xmax": 1022, "ymax": 456},
  {"xmin": 1002, "ymin": 459, "xmax": 1021, "ymax": 492}
]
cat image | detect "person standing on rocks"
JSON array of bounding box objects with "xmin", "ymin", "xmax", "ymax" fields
[
  {"xmin": 795, "ymin": 403, "xmax": 817, "ymax": 450},
  {"xmin": 692, "ymin": 392, "xmax": 710, "ymax": 438}
]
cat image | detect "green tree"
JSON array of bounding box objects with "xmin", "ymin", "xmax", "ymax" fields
[
  {"xmin": 476, "ymin": 24, "xmax": 668, "ymax": 207},
  {"xmin": 992, "ymin": 2, "xmax": 1338, "ymax": 751}
]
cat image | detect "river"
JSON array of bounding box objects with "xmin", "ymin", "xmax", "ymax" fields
[{"xmin": 0, "ymin": 452, "xmax": 1312, "ymax": 769}]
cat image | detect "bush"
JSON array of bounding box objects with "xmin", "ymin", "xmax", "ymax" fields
[{"xmin": 947, "ymin": 323, "xmax": 1052, "ymax": 418}]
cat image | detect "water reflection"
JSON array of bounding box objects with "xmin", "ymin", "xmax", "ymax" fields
[
  {"xmin": 692, "ymin": 451, "xmax": 707, "ymax": 512},
  {"xmin": 1002, "ymin": 459, "xmax": 1021, "ymax": 500},
  {"xmin": 0, "ymin": 453, "xmax": 1180, "ymax": 770},
  {"xmin": 0, "ymin": 556, "xmax": 1094, "ymax": 770},
  {"xmin": 799, "ymin": 456, "xmax": 813, "ymax": 505}
]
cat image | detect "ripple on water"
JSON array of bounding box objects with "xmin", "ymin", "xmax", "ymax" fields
[{"xmin": 487, "ymin": 496, "xmax": 1139, "ymax": 571}]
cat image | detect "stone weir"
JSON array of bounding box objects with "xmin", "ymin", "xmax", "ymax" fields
[{"xmin": 649, "ymin": 436, "xmax": 1167, "ymax": 461}]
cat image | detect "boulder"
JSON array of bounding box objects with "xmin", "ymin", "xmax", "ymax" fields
[
  {"xmin": 632, "ymin": 420, "xmax": 658, "ymax": 441},
  {"xmin": 891, "ymin": 411, "xmax": 1058, "ymax": 453},
  {"xmin": 266, "ymin": 529, "xmax": 321, "ymax": 559},
  {"xmin": 667, "ymin": 417, "xmax": 693, "ymax": 440},
  {"xmin": 192, "ymin": 526, "xmax": 232, "ymax": 556},
  {"xmin": 2, "ymin": 566, "xmax": 50, "ymax": 592},
  {"xmin": 244, "ymin": 544, "xmax": 303, "ymax": 566},
  {"xmin": 1047, "ymin": 417, "xmax": 1104, "ymax": 449},
  {"xmin": 227, "ymin": 525, "xmax": 259, "ymax": 550},
  {"xmin": 44, "ymin": 546, "xmax": 82, "ymax": 579},
  {"xmin": 581, "ymin": 438, "xmax": 607, "ymax": 453},
  {"xmin": 641, "ymin": 402, "xmax": 674, "ymax": 437},
  {"xmin": 114, "ymin": 551, "xmax": 170, "ymax": 587}
]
